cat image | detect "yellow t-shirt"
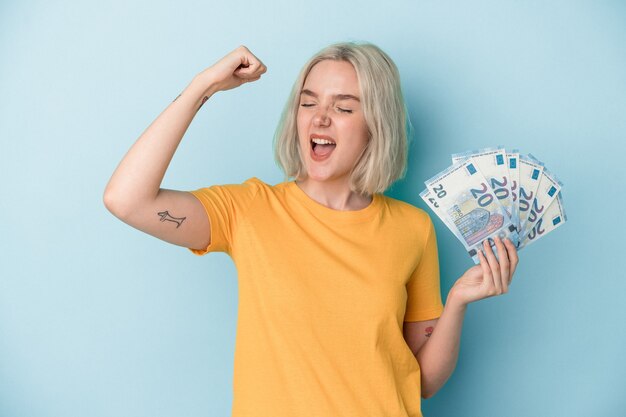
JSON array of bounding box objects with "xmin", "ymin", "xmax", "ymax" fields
[{"xmin": 187, "ymin": 177, "xmax": 443, "ymax": 417}]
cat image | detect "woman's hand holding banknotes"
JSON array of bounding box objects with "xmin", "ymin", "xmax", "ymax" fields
[{"xmin": 448, "ymin": 236, "xmax": 520, "ymax": 307}]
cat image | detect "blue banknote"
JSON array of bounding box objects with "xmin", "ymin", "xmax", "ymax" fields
[
  {"xmin": 517, "ymin": 154, "xmax": 545, "ymax": 237},
  {"xmin": 420, "ymin": 189, "xmax": 480, "ymax": 264},
  {"xmin": 451, "ymin": 146, "xmax": 516, "ymax": 227},
  {"xmin": 421, "ymin": 148, "xmax": 566, "ymax": 263},
  {"xmin": 519, "ymin": 166, "xmax": 563, "ymax": 240},
  {"xmin": 506, "ymin": 150, "xmax": 520, "ymax": 234},
  {"xmin": 519, "ymin": 193, "xmax": 567, "ymax": 249},
  {"xmin": 424, "ymin": 158, "xmax": 520, "ymax": 263}
]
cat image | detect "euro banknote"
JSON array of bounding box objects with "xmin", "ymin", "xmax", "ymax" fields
[
  {"xmin": 506, "ymin": 150, "xmax": 520, "ymax": 230},
  {"xmin": 519, "ymin": 166, "xmax": 563, "ymax": 239},
  {"xmin": 420, "ymin": 189, "xmax": 480, "ymax": 263},
  {"xmin": 424, "ymin": 157, "xmax": 520, "ymax": 263},
  {"xmin": 421, "ymin": 148, "xmax": 566, "ymax": 262},
  {"xmin": 451, "ymin": 146, "xmax": 516, "ymax": 226},
  {"xmin": 519, "ymin": 193, "xmax": 567, "ymax": 249},
  {"xmin": 518, "ymin": 154, "xmax": 545, "ymax": 233}
]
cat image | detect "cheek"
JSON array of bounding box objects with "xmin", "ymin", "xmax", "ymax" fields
[
  {"xmin": 355, "ymin": 120, "xmax": 370, "ymax": 147},
  {"xmin": 355, "ymin": 116, "xmax": 369, "ymax": 136},
  {"xmin": 296, "ymin": 112, "xmax": 307, "ymax": 137},
  {"xmin": 343, "ymin": 119, "xmax": 369, "ymax": 147}
]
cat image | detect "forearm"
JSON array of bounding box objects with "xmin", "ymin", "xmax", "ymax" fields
[
  {"xmin": 414, "ymin": 236, "xmax": 520, "ymax": 398},
  {"xmin": 415, "ymin": 292, "xmax": 467, "ymax": 398},
  {"xmin": 103, "ymin": 73, "xmax": 217, "ymax": 214}
]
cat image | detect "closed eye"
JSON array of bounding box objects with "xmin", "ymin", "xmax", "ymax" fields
[{"xmin": 300, "ymin": 103, "xmax": 352, "ymax": 113}]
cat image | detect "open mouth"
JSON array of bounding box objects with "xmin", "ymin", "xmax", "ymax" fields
[{"xmin": 310, "ymin": 139, "xmax": 337, "ymax": 157}]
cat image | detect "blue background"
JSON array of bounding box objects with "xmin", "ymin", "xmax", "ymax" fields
[{"xmin": 1, "ymin": 1, "xmax": 625, "ymax": 416}]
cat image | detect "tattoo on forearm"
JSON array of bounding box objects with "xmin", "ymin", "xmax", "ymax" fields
[
  {"xmin": 197, "ymin": 95, "xmax": 209, "ymax": 112},
  {"xmin": 425, "ymin": 326, "xmax": 434, "ymax": 338},
  {"xmin": 157, "ymin": 210, "xmax": 186, "ymax": 228}
]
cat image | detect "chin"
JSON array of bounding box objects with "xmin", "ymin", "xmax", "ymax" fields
[{"xmin": 307, "ymin": 169, "xmax": 346, "ymax": 183}]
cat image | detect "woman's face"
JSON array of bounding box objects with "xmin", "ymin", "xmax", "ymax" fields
[{"xmin": 296, "ymin": 59, "xmax": 369, "ymax": 185}]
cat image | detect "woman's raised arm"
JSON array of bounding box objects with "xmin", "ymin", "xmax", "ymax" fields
[{"xmin": 103, "ymin": 46, "xmax": 266, "ymax": 250}]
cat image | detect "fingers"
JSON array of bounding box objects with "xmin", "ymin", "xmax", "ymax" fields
[
  {"xmin": 503, "ymin": 237, "xmax": 519, "ymax": 284},
  {"xmin": 493, "ymin": 236, "xmax": 510, "ymax": 293},
  {"xmin": 477, "ymin": 248, "xmax": 495, "ymax": 297},
  {"xmin": 234, "ymin": 61, "xmax": 267, "ymax": 78},
  {"xmin": 474, "ymin": 236, "xmax": 520, "ymax": 302},
  {"xmin": 233, "ymin": 46, "xmax": 267, "ymax": 79},
  {"xmin": 483, "ymin": 239, "xmax": 502, "ymax": 295},
  {"xmin": 245, "ymin": 75, "xmax": 262, "ymax": 83}
]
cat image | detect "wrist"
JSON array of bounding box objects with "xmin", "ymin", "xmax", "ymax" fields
[
  {"xmin": 189, "ymin": 72, "xmax": 219, "ymax": 99},
  {"xmin": 445, "ymin": 287, "xmax": 469, "ymax": 313}
]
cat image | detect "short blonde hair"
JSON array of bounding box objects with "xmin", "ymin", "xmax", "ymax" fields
[{"xmin": 273, "ymin": 41, "xmax": 412, "ymax": 195}]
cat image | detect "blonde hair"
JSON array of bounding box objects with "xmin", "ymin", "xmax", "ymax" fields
[{"xmin": 273, "ymin": 41, "xmax": 412, "ymax": 195}]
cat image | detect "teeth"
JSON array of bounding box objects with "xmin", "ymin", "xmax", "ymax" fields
[{"xmin": 311, "ymin": 138, "xmax": 336, "ymax": 145}]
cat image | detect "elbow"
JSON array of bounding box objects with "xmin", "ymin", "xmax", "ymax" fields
[
  {"xmin": 419, "ymin": 372, "xmax": 442, "ymax": 399},
  {"xmin": 103, "ymin": 189, "xmax": 114, "ymax": 211},
  {"xmin": 102, "ymin": 189, "xmax": 128, "ymax": 218},
  {"xmin": 420, "ymin": 372, "xmax": 450, "ymax": 399},
  {"xmin": 421, "ymin": 388, "xmax": 436, "ymax": 399},
  {"xmin": 420, "ymin": 376, "xmax": 436, "ymax": 399},
  {"xmin": 103, "ymin": 189, "xmax": 118, "ymax": 213},
  {"xmin": 420, "ymin": 372, "xmax": 452, "ymax": 398}
]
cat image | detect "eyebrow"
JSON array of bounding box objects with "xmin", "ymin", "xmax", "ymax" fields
[{"xmin": 300, "ymin": 89, "xmax": 360, "ymax": 102}]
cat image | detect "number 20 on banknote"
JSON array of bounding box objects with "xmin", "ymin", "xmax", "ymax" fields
[{"xmin": 424, "ymin": 159, "xmax": 520, "ymax": 262}]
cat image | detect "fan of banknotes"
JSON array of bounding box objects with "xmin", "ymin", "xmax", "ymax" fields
[{"xmin": 420, "ymin": 146, "xmax": 567, "ymax": 264}]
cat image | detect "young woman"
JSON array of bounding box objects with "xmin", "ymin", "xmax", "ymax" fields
[{"xmin": 104, "ymin": 42, "xmax": 519, "ymax": 417}]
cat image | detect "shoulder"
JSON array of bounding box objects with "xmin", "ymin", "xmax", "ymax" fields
[
  {"xmin": 380, "ymin": 194, "xmax": 434, "ymax": 229},
  {"xmin": 244, "ymin": 176, "xmax": 298, "ymax": 199},
  {"xmin": 241, "ymin": 176, "xmax": 281, "ymax": 198},
  {"xmin": 191, "ymin": 177, "xmax": 267, "ymax": 204},
  {"xmin": 214, "ymin": 176, "xmax": 268, "ymax": 194}
]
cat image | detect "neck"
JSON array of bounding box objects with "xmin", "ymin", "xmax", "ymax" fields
[{"xmin": 295, "ymin": 177, "xmax": 373, "ymax": 211}]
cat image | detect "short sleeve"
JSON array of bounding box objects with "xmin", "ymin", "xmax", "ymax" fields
[
  {"xmin": 403, "ymin": 215, "xmax": 444, "ymax": 322},
  {"xmin": 186, "ymin": 177, "xmax": 261, "ymax": 256}
]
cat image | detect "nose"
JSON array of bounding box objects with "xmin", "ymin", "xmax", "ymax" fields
[{"xmin": 313, "ymin": 106, "xmax": 331, "ymax": 127}]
